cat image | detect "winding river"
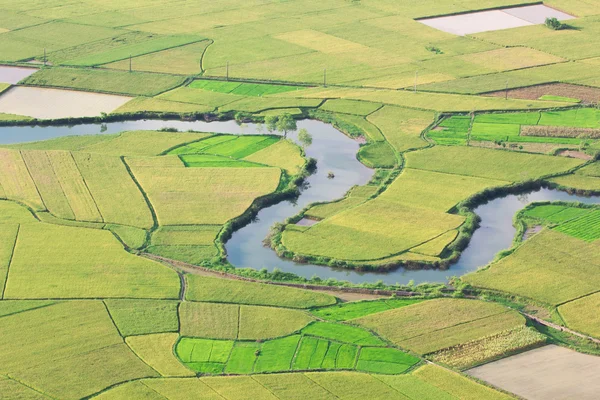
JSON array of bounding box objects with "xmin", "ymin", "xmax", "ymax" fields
[{"xmin": 1, "ymin": 119, "xmax": 598, "ymax": 285}]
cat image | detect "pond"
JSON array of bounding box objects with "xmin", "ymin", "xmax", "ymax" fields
[
  {"xmin": 0, "ymin": 65, "xmax": 37, "ymax": 84},
  {"xmin": 0, "ymin": 86, "xmax": 131, "ymax": 119},
  {"xmin": 1, "ymin": 119, "xmax": 597, "ymax": 285}
]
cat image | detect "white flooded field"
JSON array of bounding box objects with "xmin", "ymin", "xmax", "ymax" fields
[
  {"xmin": 419, "ymin": 4, "xmax": 575, "ymax": 35},
  {"xmin": 468, "ymin": 345, "xmax": 600, "ymax": 400},
  {"xmin": 0, "ymin": 86, "xmax": 132, "ymax": 119},
  {"xmin": 0, "ymin": 66, "xmax": 38, "ymax": 84}
]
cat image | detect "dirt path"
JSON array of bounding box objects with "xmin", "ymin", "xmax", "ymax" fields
[
  {"xmin": 521, "ymin": 312, "xmax": 600, "ymax": 344},
  {"xmin": 142, "ymin": 253, "xmax": 413, "ymax": 302}
]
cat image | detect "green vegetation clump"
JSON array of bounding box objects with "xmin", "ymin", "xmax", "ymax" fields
[{"xmin": 545, "ymin": 17, "xmax": 566, "ymax": 30}]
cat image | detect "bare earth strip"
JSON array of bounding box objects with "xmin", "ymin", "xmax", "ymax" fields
[
  {"xmin": 485, "ymin": 83, "xmax": 600, "ymax": 103},
  {"xmin": 0, "ymin": 86, "xmax": 131, "ymax": 119},
  {"xmin": 468, "ymin": 345, "xmax": 600, "ymax": 400}
]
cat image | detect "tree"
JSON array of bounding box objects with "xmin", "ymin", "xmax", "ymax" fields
[
  {"xmin": 276, "ymin": 113, "xmax": 297, "ymax": 137},
  {"xmin": 264, "ymin": 115, "xmax": 278, "ymax": 132},
  {"xmin": 297, "ymin": 128, "xmax": 312, "ymax": 148},
  {"xmin": 545, "ymin": 17, "xmax": 564, "ymax": 30}
]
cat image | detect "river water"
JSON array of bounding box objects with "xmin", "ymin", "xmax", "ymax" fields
[{"xmin": 1, "ymin": 119, "xmax": 597, "ymax": 285}]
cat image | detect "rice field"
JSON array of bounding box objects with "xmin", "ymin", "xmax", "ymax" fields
[
  {"xmin": 185, "ymin": 275, "xmax": 335, "ymax": 308},
  {"xmin": 3, "ymin": 222, "xmax": 180, "ymax": 299},
  {"xmin": 405, "ymin": 146, "xmax": 583, "ymax": 182},
  {"xmin": 311, "ymin": 298, "xmax": 424, "ymax": 321},
  {"xmin": 464, "ymin": 229, "xmax": 600, "ymax": 305},
  {"xmin": 174, "ymin": 319, "xmax": 418, "ymax": 375},
  {"xmin": 179, "ymin": 302, "xmax": 313, "ymax": 340},
  {"xmin": 355, "ymin": 298, "xmax": 526, "ymax": 354},
  {"xmin": 131, "ymin": 163, "xmax": 280, "ymax": 225}
]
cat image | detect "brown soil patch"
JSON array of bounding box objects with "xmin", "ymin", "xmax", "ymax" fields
[
  {"xmin": 522, "ymin": 225, "xmax": 542, "ymax": 241},
  {"xmin": 468, "ymin": 345, "xmax": 600, "ymax": 400},
  {"xmin": 485, "ymin": 83, "xmax": 600, "ymax": 104},
  {"xmin": 558, "ymin": 150, "xmax": 593, "ymax": 160}
]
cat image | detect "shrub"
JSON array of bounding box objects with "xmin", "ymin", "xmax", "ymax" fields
[{"xmin": 545, "ymin": 17, "xmax": 565, "ymax": 30}]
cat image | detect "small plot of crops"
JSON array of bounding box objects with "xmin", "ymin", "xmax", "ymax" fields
[
  {"xmin": 175, "ymin": 320, "xmax": 419, "ymax": 375},
  {"xmin": 179, "ymin": 302, "xmax": 314, "ymax": 340},
  {"xmin": 406, "ymin": 146, "xmax": 583, "ymax": 182},
  {"xmin": 464, "ymin": 229, "xmax": 600, "ymax": 305},
  {"xmin": 185, "ymin": 274, "xmax": 335, "ymax": 308},
  {"xmin": 126, "ymin": 333, "xmax": 196, "ymax": 377},
  {"xmin": 355, "ymin": 298, "xmax": 526, "ymax": 355},
  {"xmin": 523, "ymin": 204, "xmax": 593, "ymax": 224},
  {"xmin": 434, "ymin": 108, "xmax": 600, "ymax": 148},
  {"xmin": 522, "ymin": 203, "xmax": 600, "ymax": 241},
  {"xmin": 559, "ymin": 292, "xmax": 600, "ymax": 338},
  {"xmin": 3, "ymin": 222, "xmax": 180, "ymax": 299},
  {"xmin": 312, "ymin": 298, "xmax": 424, "ymax": 321},
  {"xmin": 104, "ymin": 299, "xmax": 179, "ymax": 336},
  {"xmin": 430, "ymin": 326, "xmax": 546, "ymax": 370},
  {"xmin": 428, "ymin": 116, "xmax": 470, "ymax": 145},
  {"xmin": 130, "ymin": 160, "xmax": 280, "ymax": 225},
  {"xmin": 148, "ymin": 225, "xmax": 220, "ymax": 264},
  {"xmin": 75, "ymin": 130, "xmax": 212, "ymax": 156},
  {"xmin": 62, "ymin": 35, "xmax": 204, "ymax": 67},
  {"xmin": 104, "ymin": 41, "xmax": 211, "ymax": 75},
  {"xmin": 554, "ymin": 210, "xmax": 600, "ymax": 241},
  {"xmin": 304, "ymin": 185, "xmax": 378, "ymax": 220},
  {"xmin": 189, "ymin": 80, "xmax": 305, "ymax": 97},
  {"xmin": 22, "ymin": 67, "xmax": 185, "ymax": 97}
]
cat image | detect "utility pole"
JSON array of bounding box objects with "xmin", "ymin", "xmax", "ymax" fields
[
  {"xmin": 226, "ymin": 61, "xmax": 229, "ymax": 81},
  {"xmin": 43, "ymin": 48, "xmax": 46, "ymax": 67},
  {"xmin": 414, "ymin": 70, "xmax": 418, "ymax": 93},
  {"xmin": 129, "ymin": 55, "xmax": 132, "ymax": 73},
  {"xmin": 323, "ymin": 69, "xmax": 327, "ymax": 87},
  {"xmin": 505, "ymin": 80, "xmax": 509, "ymax": 100}
]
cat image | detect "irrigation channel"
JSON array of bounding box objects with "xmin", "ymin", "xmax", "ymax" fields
[{"xmin": 1, "ymin": 119, "xmax": 599, "ymax": 285}]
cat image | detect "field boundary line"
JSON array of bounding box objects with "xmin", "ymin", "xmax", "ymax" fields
[
  {"xmin": 303, "ymin": 373, "xmax": 342, "ymax": 399},
  {"xmin": 18, "ymin": 150, "xmax": 47, "ymax": 211},
  {"xmin": 101, "ymin": 301, "xmax": 165, "ymax": 376},
  {"xmin": 555, "ymin": 288, "xmax": 600, "ymax": 307},
  {"xmin": 139, "ymin": 381, "xmax": 170, "ymax": 400},
  {"xmin": 5, "ymin": 374, "xmax": 57, "ymax": 400},
  {"xmin": 1, "ymin": 224, "xmax": 19, "ymax": 299},
  {"xmin": 69, "ymin": 151, "xmax": 105, "ymax": 222},
  {"xmin": 44, "ymin": 150, "xmax": 78, "ymax": 219},
  {"xmin": 236, "ymin": 304, "xmax": 241, "ymax": 340},
  {"xmin": 397, "ymin": 309, "xmax": 513, "ymax": 343},
  {"xmin": 102, "ymin": 300, "xmax": 126, "ymax": 337},
  {"xmin": 121, "ymin": 157, "xmax": 158, "ymax": 230},
  {"xmin": 522, "ymin": 311, "xmax": 600, "ymax": 344},
  {"xmin": 86, "ymin": 37, "xmax": 209, "ymax": 68},
  {"xmin": 199, "ymin": 377, "xmax": 234, "ymax": 400},
  {"xmin": 249, "ymin": 376, "xmax": 281, "ymax": 398},
  {"xmin": 199, "ymin": 39, "xmax": 214, "ymax": 74}
]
